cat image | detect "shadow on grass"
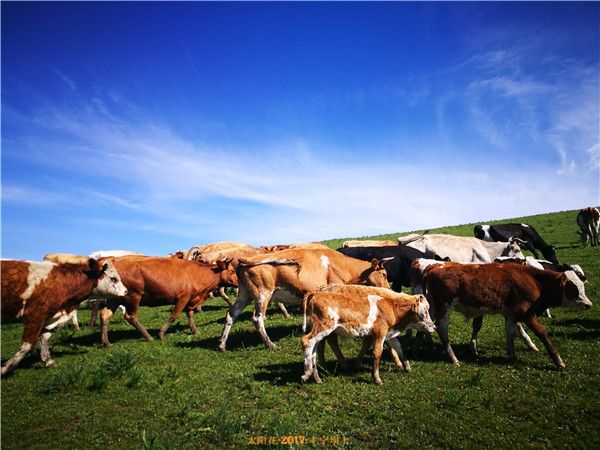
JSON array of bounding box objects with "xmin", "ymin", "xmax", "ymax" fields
[
  {"xmin": 66, "ymin": 322, "xmax": 194, "ymax": 347},
  {"xmin": 554, "ymin": 317, "xmax": 600, "ymax": 328},
  {"xmin": 175, "ymin": 324, "xmax": 298, "ymax": 351}
]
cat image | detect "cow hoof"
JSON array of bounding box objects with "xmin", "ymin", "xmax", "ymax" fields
[
  {"xmin": 266, "ymin": 343, "xmax": 278, "ymax": 350},
  {"xmin": 218, "ymin": 345, "xmax": 227, "ymax": 352},
  {"xmin": 452, "ymin": 361, "xmax": 461, "ymax": 367},
  {"xmin": 45, "ymin": 360, "xmax": 57, "ymax": 368},
  {"xmin": 374, "ymin": 379, "xmax": 383, "ymax": 385},
  {"xmin": 102, "ymin": 342, "xmax": 112, "ymax": 348},
  {"xmin": 403, "ymin": 362, "xmax": 412, "ymax": 372}
]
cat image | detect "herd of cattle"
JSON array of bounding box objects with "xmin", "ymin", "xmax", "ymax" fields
[{"xmin": 1, "ymin": 207, "xmax": 598, "ymax": 384}]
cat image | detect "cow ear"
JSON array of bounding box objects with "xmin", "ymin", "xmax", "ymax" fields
[
  {"xmin": 87, "ymin": 258, "xmax": 103, "ymax": 278},
  {"xmin": 371, "ymin": 258, "xmax": 380, "ymax": 269},
  {"xmin": 411, "ymin": 301, "xmax": 420, "ymax": 312}
]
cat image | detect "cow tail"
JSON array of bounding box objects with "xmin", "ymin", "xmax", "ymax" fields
[{"xmin": 302, "ymin": 293, "xmax": 313, "ymax": 333}]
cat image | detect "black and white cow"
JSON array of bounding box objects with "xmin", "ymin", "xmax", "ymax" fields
[{"xmin": 473, "ymin": 223, "xmax": 558, "ymax": 264}]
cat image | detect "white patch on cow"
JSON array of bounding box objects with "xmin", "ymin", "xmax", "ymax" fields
[
  {"xmin": 521, "ymin": 223, "xmax": 529, "ymax": 228},
  {"xmin": 562, "ymin": 271, "xmax": 592, "ymax": 310},
  {"xmin": 320, "ymin": 255, "xmax": 329, "ymax": 269},
  {"xmin": 569, "ymin": 264, "xmax": 586, "ymax": 280},
  {"xmin": 480, "ymin": 225, "xmax": 493, "ymax": 241},
  {"xmin": 93, "ymin": 262, "xmax": 128, "ymax": 298},
  {"xmin": 417, "ymin": 258, "xmax": 444, "ymax": 272},
  {"xmin": 524, "ymin": 257, "xmax": 544, "ymax": 270},
  {"xmin": 45, "ymin": 310, "xmax": 76, "ymax": 331},
  {"xmin": 21, "ymin": 262, "xmax": 55, "ymax": 302}
]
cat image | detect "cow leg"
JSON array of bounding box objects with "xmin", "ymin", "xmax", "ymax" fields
[
  {"xmin": 39, "ymin": 331, "xmax": 56, "ymax": 368},
  {"xmin": 325, "ymin": 334, "xmax": 348, "ymax": 370},
  {"xmin": 253, "ymin": 293, "xmax": 278, "ymax": 350},
  {"xmin": 516, "ymin": 322, "xmax": 539, "ymax": 352},
  {"xmin": 100, "ymin": 303, "xmax": 119, "ymax": 347},
  {"xmin": 124, "ymin": 310, "xmax": 154, "ymax": 342},
  {"xmin": 88, "ymin": 300, "xmax": 100, "ymax": 329},
  {"xmin": 218, "ymin": 296, "xmax": 249, "ymax": 352},
  {"xmin": 316, "ymin": 339, "xmax": 327, "ymax": 366},
  {"xmin": 186, "ymin": 309, "xmax": 200, "ymax": 335},
  {"xmin": 505, "ymin": 317, "xmax": 518, "ymax": 361},
  {"xmin": 158, "ymin": 299, "xmax": 189, "ymax": 339},
  {"xmin": 301, "ymin": 328, "xmax": 332, "ymax": 384},
  {"xmin": 277, "ymin": 302, "xmax": 291, "ymax": 318},
  {"xmin": 541, "ymin": 309, "xmax": 552, "ymax": 319},
  {"xmin": 70, "ymin": 311, "xmax": 80, "ymax": 331},
  {"xmin": 525, "ymin": 316, "xmax": 565, "ymax": 368},
  {"xmin": 354, "ymin": 336, "xmax": 373, "ymax": 368},
  {"xmin": 371, "ymin": 335, "xmax": 386, "ymax": 385},
  {"xmin": 437, "ymin": 308, "xmax": 459, "ymax": 366},
  {"xmin": 470, "ymin": 316, "xmax": 484, "ymax": 356},
  {"xmin": 218, "ymin": 287, "xmax": 234, "ymax": 307},
  {"xmin": 386, "ymin": 337, "xmax": 411, "ymax": 372},
  {"xmin": 1, "ymin": 320, "xmax": 44, "ymax": 376}
]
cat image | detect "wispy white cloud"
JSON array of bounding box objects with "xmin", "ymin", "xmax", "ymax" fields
[
  {"xmin": 51, "ymin": 68, "xmax": 77, "ymax": 91},
  {"xmin": 4, "ymin": 89, "xmax": 597, "ymax": 248}
]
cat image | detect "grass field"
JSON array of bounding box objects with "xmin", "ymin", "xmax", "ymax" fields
[{"xmin": 2, "ymin": 208, "xmax": 599, "ymax": 449}]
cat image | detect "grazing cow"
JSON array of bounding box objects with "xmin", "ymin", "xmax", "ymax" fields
[
  {"xmin": 218, "ymin": 248, "xmax": 390, "ymax": 351},
  {"xmin": 474, "ymin": 223, "xmax": 558, "ymax": 264},
  {"xmin": 423, "ymin": 262, "xmax": 592, "ymax": 368},
  {"xmin": 577, "ymin": 207, "xmax": 600, "ymax": 246},
  {"xmin": 398, "ymin": 233, "xmax": 524, "ymax": 263},
  {"xmin": 1, "ymin": 258, "xmax": 127, "ymax": 375},
  {"xmin": 99, "ymin": 256, "xmax": 237, "ymax": 346},
  {"xmin": 337, "ymin": 245, "xmax": 439, "ymax": 292},
  {"xmin": 342, "ymin": 240, "xmax": 397, "ymax": 248},
  {"xmin": 301, "ymin": 285, "xmax": 435, "ymax": 385}
]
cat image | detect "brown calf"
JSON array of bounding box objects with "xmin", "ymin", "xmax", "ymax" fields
[
  {"xmin": 1, "ymin": 259, "xmax": 127, "ymax": 375},
  {"xmin": 218, "ymin": 248, "xmax": 390, "ymax": 351},
  {"xmin": 301, "ymin": 285, "xmax": 435, "ymax": 384},
  {"xmin": 99, "ymin": 256, "xmax": 237, "ymax": 346},
  {"xmin": 423, "ymin": 262, "xmax": 592, "ymax": 368}
]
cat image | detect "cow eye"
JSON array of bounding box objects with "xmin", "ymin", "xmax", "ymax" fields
[{"xmin": 111, "ymin": 277, "xmax": 118, "ymax": 283}]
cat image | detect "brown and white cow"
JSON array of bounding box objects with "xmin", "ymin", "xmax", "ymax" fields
[
  {"xmin": 422, "ymin": 262, "xmax": 592, "ymax": 368},
  {"xmin": 1, "ymin": 258, "xmax": 127, "ymax": 375},
  {"xmin": 99, "ymin": 256, "xmax": 237, "ymax": 346},
  {"xmin": 301, "ymin": 285, "xmax": 435, "ymax": 385},
  {"xmin": 342, "ymin": 239, "xmax": 397, "ymax": 248},
  {"xmin": 218, "ymin": 248, "xmax": 390, "ymax": 351},
  {"xmin": 577, "ymin": 207, "xmax": 600, "ymax": 246}
]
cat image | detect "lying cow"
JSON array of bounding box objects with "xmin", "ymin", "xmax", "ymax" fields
[
  {"xmin": 99, "ymin": 256, "xmax": 237, "ymax": 346},
  {"xmin": 398, "ymin": 233, "xmax": 524, "ymax": 263},
  {"xmin": 423, "ymin": 262, "xmax": 592, "ymax": 368},
  {"xmin": 577, "ymin": 207, "xmax": 600, "ymax": 246},
  {"xmin": 301, "ymin": 285, "xmax": 435, "ymax": 385},
  {"xmin": 1, "ymin": 258, "xmax": 127, "ymax": 375},
  {"xmin": 474, "ymin": 223, "xmax": 558, "ymax": 264},
  {"xmin": 218, "ymin": 248, "xmax": 390, "ymax": 351}
]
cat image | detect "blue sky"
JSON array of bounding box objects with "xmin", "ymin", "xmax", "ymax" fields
[{"xmin": 2, "ymin": 2, "xmax": 599, "ymax": 260}]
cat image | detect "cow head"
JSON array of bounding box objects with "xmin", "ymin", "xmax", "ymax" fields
[
  {"xmin": 561, "ymin": 271, "xmax": 592, "ymax": 310},
  {"xmin": 503, "ymin": 237, "xmax": 526, "ymax": 258},
  {"xmin": 213, "ymin": 258, "xmax": 238, "ymax": 287},
  {"xmin": 407, "ymin": 295, "xmax": 436, "ymax": 334},
  {"xmin": 359, "ymin": 258, "xmax": 390, "ymax": 288},
  {"xmin": 89, "ymin": 260, "xmax": 128, "ymax": 297}
]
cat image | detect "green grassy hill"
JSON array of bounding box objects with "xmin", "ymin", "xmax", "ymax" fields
[{"xmin": 2, "ymin": 208, "xmax": 599, "ymax": 448}]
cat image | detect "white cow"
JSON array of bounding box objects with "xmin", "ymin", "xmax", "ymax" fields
[{"xmin": 398, "ymin": 233, "xmax": 524, "ymax": 263}]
